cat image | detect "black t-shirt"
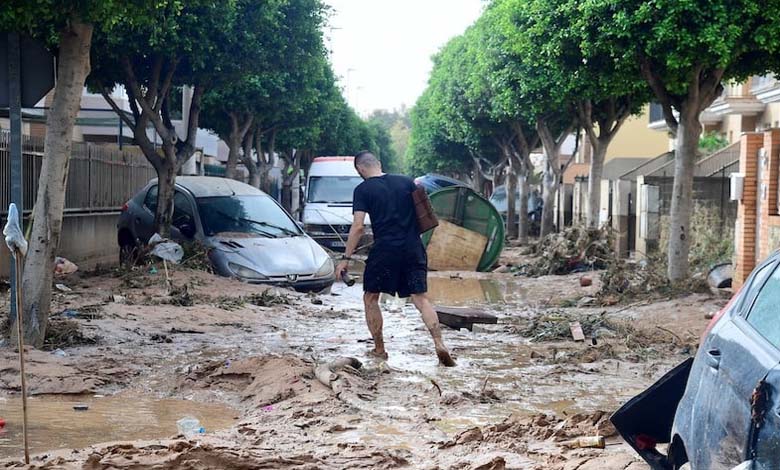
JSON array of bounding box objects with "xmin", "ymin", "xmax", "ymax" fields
[{"xmin": 353, "ymin": 174, "xmax": 420, "ymax": 250}]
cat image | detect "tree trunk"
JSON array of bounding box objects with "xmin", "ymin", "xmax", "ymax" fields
[
  {"xmin": 587, "ymin": 143, "xmax": 607, "ymax": 229},
  {"xmin": 517, "ymin": 171, "xmax": 529, "ymax": 244},
  {"xmin": 506, "ymin": 161, "xmax": 518, "ymax": 239},
  {"xmin": 225, "ymin": 132, "xmax": 241, "ymax": 180},
  {"xmin": 19, "ymin": 19, "xmax": 93, "ymax": 347},
  {"xmin": 472, "ymin": 158, "xmax": 485, "ymax": 194},
  {"xmin": 155, "ymin": 158, "xmax": 177, "ymax": 239},
  {"xmin": 667, "ymin": 109, "xmax": 701, "ymax": 281},
  {"xmin": 541, "ymin": 168, "xmax": 557, "ymax": 237},
  {"xmin": 243, "ymin": 127, "xmax": 260, "ymax": 188}
]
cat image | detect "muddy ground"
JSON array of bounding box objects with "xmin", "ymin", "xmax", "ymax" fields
[{"xmin": 0, "ymin": 252, "xmax": 725, "ymax": 469}]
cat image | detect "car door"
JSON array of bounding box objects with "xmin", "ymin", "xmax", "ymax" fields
[
  {"xmin": 694, "ymin": 260, "xmax": 780, "ymax": 469},
  {"xmin": 135, "ymin": 184, "xmax": 158, "ymax": 243},
  {"xmin": 743, "ymin": 277, "xmax": 780, "ymax": 469},
  {"xmin": 171, "ymin": 190, "xmax": 198, "ymax": 241}
]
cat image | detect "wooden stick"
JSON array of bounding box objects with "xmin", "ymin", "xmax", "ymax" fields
[
  {"xmin": 13, "ymin": 253, "xmax": 30, "ymax": 464},
  {"xmin": 163, "ymin": 259, "xmax": 171, "ymax": 291}
]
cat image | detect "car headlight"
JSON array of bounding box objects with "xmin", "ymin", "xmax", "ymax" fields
[
  {"xmin": 228, "ymin": 262, "xmax": 267, "ymax": 280},
  {"xmin": 315, "ymin": 258, "xmax": 335, "ymax": 278}
]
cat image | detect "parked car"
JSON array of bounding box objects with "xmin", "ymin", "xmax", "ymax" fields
[
  {"xmin": 612, "ymin": 252, "xmax": 780, "ymax": 470},
  {"xmin": 118, "ymin": 176, "xmax": 336, "ymax": 293},
  {"xmin": 488, "ymin": 185, "xmax": 543, "ymax": 236},
  {"xmin": 413, "ymin": 173, "xmax": 467, "ymax": 194},
  {"xmin": 301, "ymin": 156, "xmax": 366, "ymax": 252}
]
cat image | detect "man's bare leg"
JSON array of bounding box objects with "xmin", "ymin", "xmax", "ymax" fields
[
  {"xmin": 363, "ymin": 292, "xmax": 388, "ymax": 359},
  {"xmin": 411, "ymin": 293, "xmax": 456, "ymax": 367}
]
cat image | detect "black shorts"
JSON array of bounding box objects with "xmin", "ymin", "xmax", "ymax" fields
[{"xmin": 363, "ymin": 242, "xmax": 427, "ymax": 298}]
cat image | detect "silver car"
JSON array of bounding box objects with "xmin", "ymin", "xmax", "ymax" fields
[{"xmin": 117, "ymin": 176, "xmax": 335, "ymax": 292}]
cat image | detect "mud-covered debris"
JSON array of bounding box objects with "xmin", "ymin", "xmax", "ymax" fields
[
  {"xmin": 213, "ymin": 296, "xmax": 246, "ymax": 311},
  {"xmin": 514, "ymin": 311, "xmax": 616, "ymax": 343},
  {"xmin": 599, "ymin": 256, "xmax": 710, "ymax": 303},
  {"xmin": 246, "ymin": 290, "xmax": 291, "ymax": 307},
  {"xmin": 167, "ymin": 283, "xmax": 195, "ymax": 307},
  {"xmin": 43, "ymin": 318, "xmax": 100, "ymax": 350},
  {"xmin": 517, "ymin": 225, "xmax": 614, "ymax": 277},
  {"xmin": 180, "ymin": 241, "xmax": 214, "ymax": 273}
]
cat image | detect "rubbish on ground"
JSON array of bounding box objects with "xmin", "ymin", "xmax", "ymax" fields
[
  {"xmin": 517, "ymin": 225, "xmax": 613, "ymax": 277},
  {"xmin": 435, "ymin": 306, "xmax": 498, "ymax": 331},
  {"xmin": 54, "ymin": 257, "xmax": 78, "ymax": 275},
  {"xmin": 315, "ymin": 357, "xmax": 362, "ymax": 391},
  {"xmin": 579, "ymin": 276, "xmax": 593, "ymax": 287},
  {"xmin": 55, "ymin": 284, "xmax": 72, "ymax": 292},
  {"xmin": 149, "ymin": 234, "xmax": 184, "ymax": 264},
  {"xmin": 704, "ymin": 311, "xmax": 715, "ymax": 320},
  {"xmin": 149, "ymin": 267, "xmax": 158, "ymax": 275},
  {"xmin": 111, "ymin": 294, "xmax": 127, "ymax": 304},
  {"xmin": 73, "ymin": 404, "xmax": 89, "ymax": 411},
  {"xmin": 52, "ymin": 349, "xmax": 67, "ymax": 357},
  {"xmin": 311, "ymin": 298, "xmax": 324, "ymax": 305},
  {"xmin": 569, "ymin": 322, "xmax": 586, "ymax": 342},
  {"xmin": 169, "ymin": 328, "xmax": 204, "ymax": 335},
  {"xmin": 707, "ymin": 263, "xmax": 733, "ymax": 289},
  {"xmin": 176, "ymin": 416, "xmax": 205, "ymax": 439},
  {"xmin": 0, "ymin": 417, "xmax": 5, "ymax": 428},
  {"xmin": 576, "ymin": 297, "xmax": 596, "ymax": 307},
  {"xmin": 62, "ymin": 309, "xmax": 78, "ymax": 318},
  {"xmin": 493, "ymin": 265, "xmax": 511, "ymax": 273},
  {"xmin": 562, "ymin": 436, "xmax": 606, "ymax": 449},
  {"xmin": 262, "ymin": 405, "xmax": 273, "ymax": 412}
]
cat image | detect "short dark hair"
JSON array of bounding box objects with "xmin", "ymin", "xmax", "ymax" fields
[{"xmin": 354, "ymin": 150, "xmax": 379, "ymax": 168}]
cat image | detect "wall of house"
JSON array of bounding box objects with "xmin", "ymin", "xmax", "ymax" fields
[
  {"xmin": 0, "ymin": 212, "xmax": 120, "ymax": 276},
  {"xmin": 605, "ymin": 107, "xmax": 670, "ymax": 160},
  {"xmin": 757, "ymin": 103, "xmax": 780, "ymax": 130}
]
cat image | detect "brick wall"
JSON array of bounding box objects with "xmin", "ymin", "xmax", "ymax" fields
[{"xmin": 734, "ymin": 133, "xmax": 764, "ymax": 288}]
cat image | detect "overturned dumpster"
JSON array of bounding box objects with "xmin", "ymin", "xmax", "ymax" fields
[{"xmin": 422, "ymin": 186, "xmax": 505, "ymax": 272}]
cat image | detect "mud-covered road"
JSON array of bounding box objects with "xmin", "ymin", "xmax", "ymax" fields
[{"xmin": 0, "ymin": 256, "xmax": 724, "ymax": 469}]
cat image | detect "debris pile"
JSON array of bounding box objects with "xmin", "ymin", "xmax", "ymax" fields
[
  {"xmin": 43, "ymin": 318, "xmax": 100, "ymax": 350},
  {"xmin": 598, "ymin": 256, "xmax": 709, "ymax": 304},
  {"xmin": 514, "ymin": 311, "xmax": 620, "ymax": 343},
  {"xmin": 519, "ymin": 226, "xmax": 614, "ymax": 276}
]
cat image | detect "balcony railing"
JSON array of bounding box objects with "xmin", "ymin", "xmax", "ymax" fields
[{"xmin": 751, "ymin": 75, "xmax": 778, "ymax": 92}]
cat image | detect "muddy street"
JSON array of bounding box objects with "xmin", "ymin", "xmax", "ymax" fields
[{"xmin": 0, "ymin": 262, "xmax": 721, "ymax": 469}]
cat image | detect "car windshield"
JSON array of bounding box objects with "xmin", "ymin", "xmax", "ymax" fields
[
  {"xmin": 197, "ymin": 195, "xmax": 301, "ymax": 238},
  {"xmin": 307, "ymin": 176, "xmax": 363, "ymax": 203}
]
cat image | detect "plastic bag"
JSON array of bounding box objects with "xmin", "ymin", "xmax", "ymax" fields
[
  {"xmin": 3, "ymin": 203, "xmax": 27, "ymax": 257},
  {"xmin": 149, "ymin": 233, "xmax": 183, "ymax": 264}
]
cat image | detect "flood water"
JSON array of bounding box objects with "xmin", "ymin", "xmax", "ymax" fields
[{"xmin": 0, "ymin": 394, "xmax": 238, "ymax": 460}]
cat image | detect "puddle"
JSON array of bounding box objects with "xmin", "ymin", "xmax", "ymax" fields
[{"xmin": 0, "ymin": 394, "xmax": 238, "ymax": 459}]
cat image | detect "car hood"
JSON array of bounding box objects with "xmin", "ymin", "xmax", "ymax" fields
[{"xmin": 207, "ymin": 234, "xmax": 329, "ymax": 276}]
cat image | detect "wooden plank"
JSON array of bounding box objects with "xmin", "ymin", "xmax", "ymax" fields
[
  {"xmin": 436, "ymin": 306, "xmax": 498, "ymax": 331},
  {"xmin": 570, "ymin": 321, "xmax": 586, "ymax": 342},
  {"xmin": 426, "ymin": 220, "xmax": 487, "ymax": 271}
]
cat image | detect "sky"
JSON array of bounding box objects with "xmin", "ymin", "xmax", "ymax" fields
[{"xmin": 324, "ymin": 0, "xmax": 484, "ymax": 116}]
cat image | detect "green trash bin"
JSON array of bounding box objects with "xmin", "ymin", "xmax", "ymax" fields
[{"xmin": 421, "ymin": 186, "xmax": 505, "ymax": 272}]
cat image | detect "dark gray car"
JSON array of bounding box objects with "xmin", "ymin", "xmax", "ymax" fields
[
  {"xmin": 118, "ymin": 176, "xmax": 335, "ymax": 293},
  {"xmin": 612, "ymin": 253, "xmax": 780, "ymax": 469}
]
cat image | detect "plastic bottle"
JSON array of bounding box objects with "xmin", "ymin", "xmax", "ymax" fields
[{"xmin": 176, "ymin": 416, "xmax": 205, "ymax": 438}]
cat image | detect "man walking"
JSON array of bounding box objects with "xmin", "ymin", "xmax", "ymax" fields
[{"xmin": 336, "ymin": 151, "xmax": 456, "ymax": 367}]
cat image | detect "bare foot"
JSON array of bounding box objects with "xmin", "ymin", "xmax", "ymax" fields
[
  {"xmin": 368, "ymin": 349, "xmax": 389, "ymax": 360},
  {"xmin": 436, "ymin": 348, "xmax": 456, "ymax": 367}
]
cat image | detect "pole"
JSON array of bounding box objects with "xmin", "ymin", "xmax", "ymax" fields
[
  {"xmin": 13, "ymin": 252, "xmax": 30, "ymax": 465},
  {"xmin": 8, "ymin": 32, "xmax": 23, "ymax": 326}
]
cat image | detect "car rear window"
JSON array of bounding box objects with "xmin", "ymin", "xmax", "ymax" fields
[{"xmin": 746, "ymin": 264, "xmax": 780, "ymax": 348}]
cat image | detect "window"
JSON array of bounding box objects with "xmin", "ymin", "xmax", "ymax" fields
[
  {"xmin": 197, "ymin": 195, "xmax": 301, "ymax": 238},
  {"xmin": 173, "ymin": 191, "xmax": 195, "ymax": 232},
  {"xmin": 307, "ymin": 176, "xmax": 363, "ymax": 203},
  {"xmin": 747, "ymin": 264, "xmax": 780, "ymax": 348},
  {"xmin": 144, "ymin": 185, "xmax": 158, "ymax": 213}
]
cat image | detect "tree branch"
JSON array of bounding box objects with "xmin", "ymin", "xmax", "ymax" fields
[
  {"xmin": 155, "ymin": 57, "xmax": 179, "ymax": 114},
  {"xmin": 639, "ymin": 57, "xmax": 680, "ymax": 134},
  {"xmin": 98, "ymin": 83, "xmax": 136, "ymax": 130}
]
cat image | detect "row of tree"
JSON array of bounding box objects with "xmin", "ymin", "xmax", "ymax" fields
[
  {"xmin": 407, "ymin": 0, "xmax": 780, "ymax": 280},
  {"xmin": 1, "ymin": 0, "xmax": 386, "ymax": 347}
]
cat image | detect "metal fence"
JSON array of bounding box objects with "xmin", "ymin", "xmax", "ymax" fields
[{"xmin": 0, "ymin": 131, "xmax": 156, "ymax": 214}]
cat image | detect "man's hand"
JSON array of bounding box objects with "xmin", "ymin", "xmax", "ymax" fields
[{"xmin": 336, "ymin": 260, "xmax": 349, "ymax": 279}]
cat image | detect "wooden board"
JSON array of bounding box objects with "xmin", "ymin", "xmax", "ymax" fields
[
  {"xmin": 426, "ymin": 220, "xmax": 488, "ymax": 271},
  {"xmin": 436, "ymin": 306, "xmax": 498, "ymax": 331}
]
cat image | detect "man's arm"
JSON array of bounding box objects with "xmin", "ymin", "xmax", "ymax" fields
[
  {"xmin": 344, "ymin": 211, "xmax": 366, "ymax": 259},
  {"xmin": 336, "ymin": 211, "xmax": 366, "ymax": 277}
]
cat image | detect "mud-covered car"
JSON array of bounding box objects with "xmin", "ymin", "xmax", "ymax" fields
[
  {"xmin": 118, "ymin": 177, "xmax": 335, "ymax": 293},
  {"xmin": 612, "ymin": 254, "xmax": 780, "ymax": 470}
]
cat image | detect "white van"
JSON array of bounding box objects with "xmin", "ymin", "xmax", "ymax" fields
[{"xmin": 302, "ymin": 156, "xmax": 368, "ymax": 252}]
